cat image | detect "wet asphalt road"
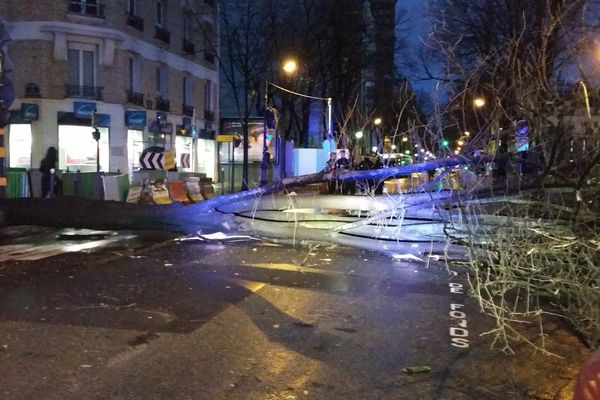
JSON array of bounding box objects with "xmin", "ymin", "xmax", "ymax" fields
[{"xmin": 0, "ymin": 226, "xmax": 590, "ymax": 400}]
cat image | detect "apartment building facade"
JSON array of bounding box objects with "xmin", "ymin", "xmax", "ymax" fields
[{"xmin": 1, "ymin": 0, "xmax": 218, "ymax": 178}]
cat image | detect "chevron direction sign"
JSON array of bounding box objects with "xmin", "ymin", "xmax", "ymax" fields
[
  {"xmin": 180, "ymin": 153, "xmax": 191, "ymax": 168},
  {"xmin": 139, "ymin": 151, "xmax": 164, "ymax": 170}
]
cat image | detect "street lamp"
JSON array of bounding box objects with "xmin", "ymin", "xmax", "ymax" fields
[
  {"xmin": 261, "ymin": 59, "xmax": 333, "ymax": 186},
  {"xmin": 473, "ymin": 97, "xmax": 486, "ymax": 108},
  {"xmin": 355, "ymin": 130, "xmax": 364, "ymax": 139},
  {"xmin": 282, "ymin": 59, "xmax": 298, "ymax": 75}
]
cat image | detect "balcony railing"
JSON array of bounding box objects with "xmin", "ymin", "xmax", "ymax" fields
[
  {"xmin": 156, "ymin": 97, "xmax": 170, "ymax": 112},
  {"xmin": 126, "ymin": 90, "xmax": 145, "ymax": 106},
  {"xmin": 182, "ymin": 39, "xmax": 195, "ymax": 55},
  {"xmin": 182, "ymin": 104, "xmax": 195, "ymax": 117},
  {"xmin": 204, "ymin": 50, "xmax": 215, "ymax": 64},
  {"xmin": 68, "ymin": 1, "xmax": 105, "ymax": 18},
  {"xmin": 64, "ymin": 84, "xmax": 103, "ymax": 100},
  {"xmin": 204, "ymin": 110, "xmax": 214, "ymax": 121},
  {"xmin": 126, "ymin": 13, "xmax": 144, "ymax": 31},
  {"xmin": 154, "ymin": 26, "xmax": 171, "ymax": 44}
]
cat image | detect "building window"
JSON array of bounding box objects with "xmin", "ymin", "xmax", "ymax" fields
[
  {"xmin": 127, "ymin": 0, "xmax": 136, "ymax": 14},
  {"xmin": 156, "ymin": 65, "xmax": 169, "ymax": 111},
  {"xmin": 183, "ymin": 76, "xmax": 192, "ymax": 105},
  {"xmin": 182, "ymin": 76, "xmax": 194, "ymax": 116},
  {"xmin": 156, "ymin": 66, "xmax": 168, "ymax": 98},
  {"xmin": 68, "ymin": 0, "xmax": 104, "ymax": 17},
  {"xmin": 182, "ymin": 14, "xmax": 195, "ymax": 54},
  {"xmin": 128, "ymin": 57, "xmax": 140, "ymax": 92},
  {"xmin": 156, "ymin": 0, "xmax": 166, "ymax": 27},
  {"xmin": 127, "ymin": 57, "xmax": 144, "ymax": 105},
  {"xmin": 183, "ymin": 14, "xmax": 191, "ymax": 41},
  {"xmin": 66, "ymin": 43, "xmax": 101, "ymax": 99}
]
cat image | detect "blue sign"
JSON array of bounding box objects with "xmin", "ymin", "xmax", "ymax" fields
[
  {"xmin": 21, "ymin": 103, "xmax": 39, "ymax": 121},
  {"xmin": 97, "ymin": 113, "xmax": 111, "ymax": 127},
  {"xmin": 125, "ymin": 110, "xmax": 146, "ymax": 129},
  {"xmin": 74, "ymin": 102, "xmax": 96, "ymax": 118}
]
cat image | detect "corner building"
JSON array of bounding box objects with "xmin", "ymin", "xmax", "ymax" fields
[{"xmin": 1, "ymin": 0, "xmax": 219, "ymax": 179}]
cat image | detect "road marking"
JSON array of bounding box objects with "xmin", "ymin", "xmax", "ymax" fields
[{"xmin": 449, "ymin": 282, "xmax": 470, "ymax": 348}]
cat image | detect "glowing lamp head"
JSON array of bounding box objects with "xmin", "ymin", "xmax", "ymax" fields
[
  {"xmin": 473, "ymin": 97, "xmax": 485, "ymax": 108},
  {"xmin": 282, "ymin": 59, "xmax": 298, "ymax": 75}
]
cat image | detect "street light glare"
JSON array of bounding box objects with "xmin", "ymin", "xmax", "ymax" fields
[
  {"xmin": 371, "ymin": 146, "xmax": 378, "ymax": 153},
  {"xmin": 282, "ymin": 59, "xmax": 298, "ymax": 74},
  {"xmin": 457, "ymin": 140, "xmax": 464, "ymax": 146},
  {"xmin": 374, "ymin": 118, "xmax": 382, "ymax": 125},
  {"xmin": 391, "ymin": 144, "xmax": 397, "ymax": 150},
  {"xmin": 402, "ymin": 136, "xmax": 408, "ymax": 142},
  {"xmin": 355, "ymin": 130, "xmax": 364, "ymax": 139},
  {"xmin": 464, "ymin": 131, "xmax": 471, "ymax": 136},
  {"xmin": 473, "ymin": 97, "xmax": 485, "ymax": 108}
]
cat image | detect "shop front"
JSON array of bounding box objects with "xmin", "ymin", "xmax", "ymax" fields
[
  {"xmin": 57, "ymin": 104, "xmax": 110, "ymax": 172},
  {"xmin": 125, "ymin": 110, "xmax": 146, "ymax": 172},
  {"xmin": 175, "ymin": 118, "xmax": 193, "ymax": 172},
  {"xmin": 8, "ymin": 123, "xmax": 32, "ymax": 169},
  {"xmin": 7, "ymin": 103, "xmax": 39, "ymax": 170}
]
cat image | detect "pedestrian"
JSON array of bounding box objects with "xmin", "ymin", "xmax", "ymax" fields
[
  {"xmin": 40, "ymin": 146, "xmax": 62, "ymax": 198},
  {"xmin": 334, "ymin": 149, "xmax": 354, "ymax": 194}
]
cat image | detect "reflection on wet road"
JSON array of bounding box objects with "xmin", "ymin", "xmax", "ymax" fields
[{"xmin": 0, "ymin": 226, "xmax": 589, "ymax": 400}]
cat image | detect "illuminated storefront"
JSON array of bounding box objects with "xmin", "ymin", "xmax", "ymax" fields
[
  {"xmin": 175, "ymin": 121, "xmax": 193, "ymax": 172},
  {"xmin": 8, "ymin": 124, "xmax": 32, "ymax": 169},
  {"xmin": 125, "ymin": 110, "xmax": 147, "ymax": 172},
  {"xmin": 58, "ymin": 124, "xmax": 109, "ymax": 172}
]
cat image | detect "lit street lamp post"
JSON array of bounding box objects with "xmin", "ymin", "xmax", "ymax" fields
[{"xmin": 260, "ymin": 59, "xmax": 333, "ymax": 186}]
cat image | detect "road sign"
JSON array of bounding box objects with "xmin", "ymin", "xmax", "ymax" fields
[
  {"xmin": 180, "ymin": 153, "xmax": 191, "ymax": 168},
  {"xmin": 139, "ymin": 151, "xmax": 164, "ymax": 170}
]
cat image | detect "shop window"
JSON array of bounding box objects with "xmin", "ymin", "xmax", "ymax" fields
[
  {"xmin": 8, "ymin": 124, "xmax": 32, "ymax": 169},
  {"xmin": 58, "ymin": 125, "xmax": 109, "ymax": 172}
]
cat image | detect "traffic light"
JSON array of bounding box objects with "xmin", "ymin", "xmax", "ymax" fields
[{"xmin": 441, "ymin": 138, "xmax": 449, "ymax": 147}]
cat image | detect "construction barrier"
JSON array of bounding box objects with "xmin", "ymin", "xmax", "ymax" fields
[
  {"xmin": 184, "ymin": 178, "xmax": 204, "ymax": 202},
  {"xmin": 102, "ymin": 174, "xmax": 130, "ymax": 202},
  {"xmin": 168, "ymin": 180, "xmax": 189, "ymax": 203},
  {"xmin": 150, "ymin": 181, "xmax": 171, "ymax": 205}
]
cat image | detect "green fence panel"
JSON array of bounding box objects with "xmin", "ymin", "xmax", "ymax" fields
[
  {"xmin": 6, "ymin": 171, "xmax": 30, "ymax": 198},
  {"xmin": 78, "ymin": 172, "xmax": 98, "ymax": 198},
  {"xmin": 61, "ymin": 173, "xmax": 77, "ymax": 196},
  {"xmin": 116, "ymin": 174, "xmax": 130, "ymax": 201}
]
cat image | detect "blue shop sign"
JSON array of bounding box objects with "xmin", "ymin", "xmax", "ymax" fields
[
  {"xmin": 97, "ymin": 113, "xmax": 111, "ymax": 127},
  {"xmin": 21, "ymin": 103, "xmax": 39, "ymax": 121},
  {"xmin": 125, "ymin": 110, "xmax": 147, "ymax": 129},
  {"xmin": 74, "ymin": 102, "xmax": 96, "ymax": 118}
]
